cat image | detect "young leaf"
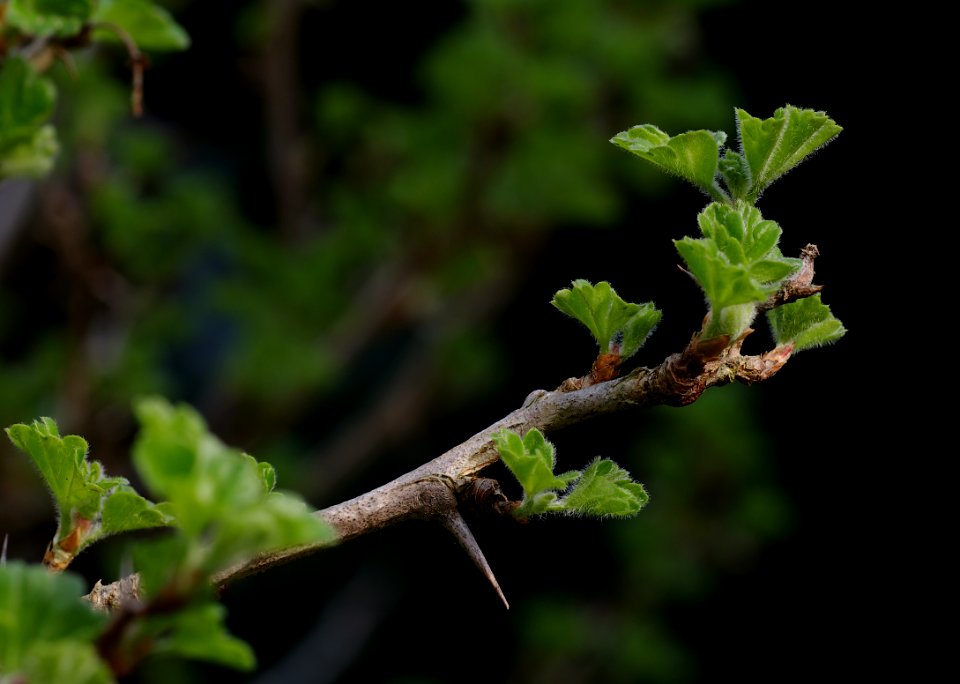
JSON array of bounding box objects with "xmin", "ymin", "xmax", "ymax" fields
[
  {"xmin": 5, "ymin": 0, "xmax": 95, "ymax": 38},
  {"xmin": 551, "ymin": 280, "xmax": 661, "ymax": 360},
  {"xmin": 491, "ymin": 428, "xmax": 575, "ymax": 499},
  {"xmin": 91, "ymin": 0, "xmax": 191, "ymax": 51},
  {"xmin": 559, "ymin": 458, "xmax": 649, "ymax": 517},
  {"xmin": 767, "ymin": 294, "xmax": 846, "ymax": 351},
  {"xmin": 610, "ymin": 124, "xmax": 727, "ymax": 200},
  {"xmin": 0, "ymin": 562, "xmax": 109, "ymax": 682},
  {"xmin": 675, "ymin": 202, "xmax": 801, "ymax": 339},
  {"xmin": 5, "ymin": 418, "xmax": 171, "ymax": 569},
  {"xmin": 736, "ymin": 105, "xmax": 842, "ymax": 201},
  {"xmin": 131, "ymin": 397, "xmax": 334, "ymax": 573}
]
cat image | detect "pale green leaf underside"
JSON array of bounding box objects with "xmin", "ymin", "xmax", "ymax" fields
[
  {"xmin": 611, "ymin": 124, "xmax": 726, "ymax": 199},
  {"xmin": 737, "ymin": 105, "xmax": 842, "ymax": 201},
  {"xmin": 91, "ymin": 0, "xmax": 191, "ymax": 51},
  {"xmin": 551, "ymin": 280, "xmax": 661, "ymax": 360},
  {"xmin": 560, "ymin": 458, "xmax": 648, "ymax": 517},
  {"xmin": 5, "ymin": 0, "xmax": 95, "ymax": 38},
  {"xmin": 767, "ymin": 294, "xmax": 846, "ymax": 351}
]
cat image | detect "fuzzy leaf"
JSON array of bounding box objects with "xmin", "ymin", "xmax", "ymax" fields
[
  {"xmin": 767, "ymin": 294, "xmax": 846, "ymax": 351},
  {"xmin": 551, "ymin": 280, "xmax": 661, "ymax": 360},
  {"xmin": 131, "ymin": 397, "xmax": 334, "ymax": 573},
  {"xmin": 560, "ymin": 458, "xmax": 648, "ymax": 517},
  {"xmin": 719, "ymin": 149, "xmax": 750, "ymax": 200},
  {"xmin": 610, "ymin": 124, "xmax": 726, "ymax": 199},
  {"xmin": 677, "ymin": 202, "xmax": 803, "ymax": 339},
  {"xmin": 5, "ymin": 418, "xmax": 168, "ymax": 565},
  {"xmin": 100, "ymin": 489, "xmax": 174, "ymax": 535},
  {"xmin": 492, "ymin": 428, "xmax": 573, "ymax": 498},
  {"xmin": 91, "ymin": 0, "xmax": 190, "ymax": 51},
  {"xmin": 675, "ymin": 237, "xmax": 770, "ymax": 310},
  {"xmin": 0, "ymin": 562, "xmax": 108, "ymax": 679},
  {"xmin": 5, "ymin": 0, "xmax": 95, "ymax": 37},
  {"xmin": 737, "ymin": 106, "xmax": 841, "ymax": 200}
]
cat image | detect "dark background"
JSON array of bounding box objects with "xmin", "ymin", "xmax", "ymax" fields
[{"xmin": 0, "ymin": 1, "xmax": 909, "ymax": 682}]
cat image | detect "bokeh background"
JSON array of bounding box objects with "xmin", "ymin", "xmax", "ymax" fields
[{"xmin": 0, "ymin": 1, "xmax": 885, "ymax": 682}]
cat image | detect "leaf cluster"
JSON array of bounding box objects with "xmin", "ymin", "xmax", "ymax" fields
[
  {"xmin": 608, "ymin": 106, "xmax": 846, "ymax": 346},
  {"xmin": 492, "ymin": 428, "xmax": 648, "ymax": 519},
  {"xmin": 611, "ymin": 105, "xmax": 841, "ymax": 204},
  {"xmin": 3, "ymin": 400, "xmax": 334, "ymax": 677}
]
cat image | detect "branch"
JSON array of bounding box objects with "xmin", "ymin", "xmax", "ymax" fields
[{"xmin": 88, "ymin": 246, "xmax": 825, "ymax": 606}]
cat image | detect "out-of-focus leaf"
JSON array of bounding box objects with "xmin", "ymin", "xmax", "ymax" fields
[
  {"xmin": 0, "ymin": 124, "xmax": 59, "ymax": 178},
  {"xmin": 131, "ymin": 397, "xmax": 334, "ymax": 573},
  {"xmin": 91, "ymin": 0, "xmax": 190, "ymax": 51},
  {"xmin": 5, "ymin": 0, "xmax": 94, "ymax": 38},
  {"xmin": 0, "ymin": 57, "xmax": 56, "ymax": 151},
  {"xmin": 0, "ymin": 562, "xmax": 108, "ymax": 679},
  {"xmin": 147, "ymin": 602, "xmax": 255, "ymax": 671}
]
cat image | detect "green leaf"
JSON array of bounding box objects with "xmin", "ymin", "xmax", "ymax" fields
[
  {"xmin": 0, "ymin": 124, "xmax": 59, "ymax": 178},
  {"xmin": 559, "ymin": 458, "xmax": 649, "ymax": 517},
  {"xmin": 492, "ymin": 428, "xmax": 574, "ymax": 499},
  {"xmin": 0, "ymin": 58, "xmax": 56, "ymax": 152},
  {"xmin": 736, "ymin": 106, "xmax": 841, "ymax": 201},
  {"xmin": 0, "ymin": 562, "xmax": 108, "ymax": 678},
  {"xmin": 611, "ymin": 124, "xmax": 727, "ymax": 200},
  {"xmin": 767, "ymin": 294, "xmax": 846, "ymax": 352},
  {"xmin": 718, "ymin": 150, "xmax": 750, "ymax": 200},
  {"xmin": 101, "ymin": 489, "xmax": 174, "ymax": 535},
  {"xmin": 5, "ymin": 0, "xmax": 95, "ymax": 38},
  {"xmin": 131, "ymin": 397, "xmax": 334, "ymax": 573},
  {"xmin": 148, "ymin": 602, "xmax": 255, "ymax": 671},
  {"xmin": 5, "ymin": 417, "xmax": 168, "ymax": 567},
  {"xmin": 551, "ymin": 280, "xmax": 661, "ymax": 360},
  {"xmin": 674, "ymin": 237, "xmax": 769, "ymax": 310},
  {"xmin": 676, "ymin": 202, "xmax": 803, "ymax": 339},
  {"xmin": 18, "ymin": 642, "xmax": 114, "ymax": 684},
  {"xmin": 91, "ymin": 0, "xmax": 191, "ymax": 51},
  {"xmin": 131, "ymin": 535, "xmax": 189, "ymax": 598}
]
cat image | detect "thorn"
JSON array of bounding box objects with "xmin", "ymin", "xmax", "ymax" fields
[
  {"xmin": 1, "ymin": 534, "xmax": 7, "ymax": 565},
  {"xmin": 441, "ymin": 510, "xmax": 509, "ymax": 609}
]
